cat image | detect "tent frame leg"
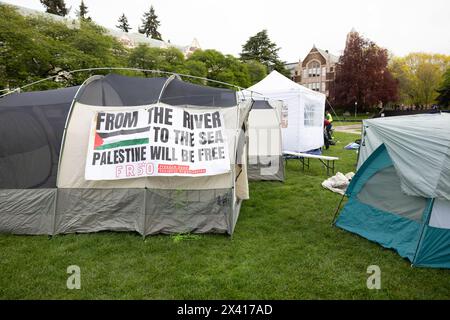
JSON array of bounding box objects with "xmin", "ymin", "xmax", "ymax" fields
[{"xmin": 331, "ymin": 193, "xmax": 346, "ymax": 226}]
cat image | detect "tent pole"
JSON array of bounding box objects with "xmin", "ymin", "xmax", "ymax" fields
[
  {"xmin": 326, "ymin": 98, "xmax": 344, "ymax": 127},
  {"xmin": 55, "ymin": 75, "xmax": 103, "ymax": 187},
  {"xmin": 355, "ymin": 123, "xmax": 366, "ymax": 168},
  {"xmin": 0, "ymin": 67, "xmax": 249, "ymax": 98},
  {"xmin": 331, "ymin": 193, "xmax": 346, "ymax": 226},
  {"xmin": 411, "ymin": 198, "xmax": 434, "ymax": 267},
  {"xmin": 157, "ymin": 75, "xmax": 178, "ymax": 103},
  {"xmin": 51, "ymin": 75, "xmax": 100, "ymax": 236},
  {"xmin": 142, "ymin": 188, "xmax": 147, "ymax": 240}
]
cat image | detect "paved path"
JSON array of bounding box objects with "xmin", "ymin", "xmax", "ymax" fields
[{"xmin": 334, "ymin": 124, "xmax": 361, "ymax": 135}]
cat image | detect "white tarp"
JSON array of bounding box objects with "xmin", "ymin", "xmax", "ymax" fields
[
  {"xmin": 85, "ymin": 105, "xmax": 230, "ymax": 180},
  {"xmin": 358, "ymin": 113, "xmax": 450, "ymax": 200},
  {"xmin": 322, "ymin": 172, "xmax": 355, "ymax": 195},
  {"xmin": 243, "ymin": 71, "xmax": 326, "ymax": 152}
]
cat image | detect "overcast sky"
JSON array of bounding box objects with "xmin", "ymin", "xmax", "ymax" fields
[{"xmin": 3, "ymin": 0, "xmax": 450, "ymax": 62}]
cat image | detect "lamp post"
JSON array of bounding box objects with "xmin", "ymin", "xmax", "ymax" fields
[{"xmin": 354, "ymin": 101, "xmax": 358, "ymax": 118}]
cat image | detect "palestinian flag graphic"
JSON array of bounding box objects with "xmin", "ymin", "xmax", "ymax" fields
[{"xmin": 94, "ymin": 126, "xmax": 150, "ymax": 150}]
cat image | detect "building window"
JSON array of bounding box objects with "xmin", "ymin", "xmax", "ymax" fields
[
  {"xmin": 308, "ymin": 61, "xmax": 320, "ymax": 77},
  {"xmin": 310, "ymin": 82, "xmax": 320, "ymax": 91},
  {"xmin": 330, "ymin": 67, "xmax": 334, "ymax": 72}
]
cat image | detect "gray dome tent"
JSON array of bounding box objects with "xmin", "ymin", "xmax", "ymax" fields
[{"xmin": 0, "ymin": 74, "xmax": 251, "ymax": 236}]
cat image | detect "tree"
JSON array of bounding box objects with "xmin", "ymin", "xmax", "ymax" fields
[
  {"xmin": 240, "ymin": 30, "xmax": 278, "ymax": 67},
  {"xmin": 138, "ymin": 5, "xmax": 162, "ymax": 40},
  {"xmin": 128, "ymin": 45, "xmax": 164, "ymax": 76},
  {"xmin": 188, "ymin": 49, "xmax": 251, "ymax": 88},
  {"xmin": 389, "ymin": 53, "xmax": 450, "ymax": 107},
  {"xmin": 332, "ymin": 30, "xmax": 398, "ymax": 110},
  {"xmin": 240, "ymin": 29, "xmax": 289, "ymax": 77},
  {"xmin": 0, "ymin": 4, "xmax": 265, "ymax": 91},
  {"xmin": 116, "ymin": 13, "xmax": 132, "ymax": 33},
  {"xmin": 76, "ymin": 0, "xmax": 90, "ymax": 21},
  {"xmin": 436, "ymin": 67, "xmax": 450, "ymax": 107},
  {"xmin": 178, "ymin": 60, "xmax": 208, "ymax": 84},
  {"xmin": 272, "ymin": 60, "xmax": 291, "ymax": 78},
  {"xmin": 40, "ymin": 0, "xmax": 69, "ymax": 17},
  {"xmin": 0, "ymin": 5, "xmax": 127, "ymax": 90},
  {"xmin": 217, "ymin": 55, "xmax": 251, "ymax": 88},
  {"xmin": 244, "ymin": 60, "xmax": 267, "ymax": 85},
  {"xmin": 159, "ymin": 47, "xmax": 185, "ymax": 72}
]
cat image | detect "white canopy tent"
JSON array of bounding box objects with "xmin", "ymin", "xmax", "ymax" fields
[{"xmin": 245, "ymin": 71, "xmax": 326, "ymax": 153}]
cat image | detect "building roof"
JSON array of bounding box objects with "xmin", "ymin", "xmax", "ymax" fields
[
  {"xmin": 315, "ymin": 47, "xmax": 339, "ymax": 64},
  {"xmin": 107, "ymin": 28, "xmax": 168, "ymax": 49},
  {"xmin": 284, "ymin": 62, "xmax": 298, "ymax": 71}
]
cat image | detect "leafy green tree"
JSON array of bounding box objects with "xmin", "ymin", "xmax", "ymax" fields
[
  {"xmin": 40, "ymin": 0, "xmax": 69, "ymax": 16},
  {"xmin": 187, "ymin": 49, "xmax": 251, "ymax": 88},
  {"xmin": 219, "ymin": 55, "xmax": 251, "ymax": 88},
  {"xmin": 188, "ymin": 49, "xmax": 226, "ymax": 80},
  {"xmin": 244, "ymin": 60, "xmax": 267, "ymax": 85},
  {"xmin": 138, "ymin": 5, "xmax": 162, "ymax": 40},
  {"xmin": 389, "ymin": 53, "xmax": 450, "ymax": 106},
  {"xmin": 240, "ymin": 30, "xmax": 278, "ymax": 66},
  {"xmin": 240, "ymin": 29, "xmax": 289, "ymax": 77},
  {"xmin": 116, "ymin": 13, "xmax": 132, "ymax": 33},
  {"xmin": 272, "ymin": 60, "xmax": 291, "ymax": 78},
  {"xmin": 177, "ymin": 60, "xmax": 208, "ymax": 84},
  {"xmin": 188, "ymin": 49, "xmax": 229, "ymax": 87},
  {"xmin": 128, "ymin": 45, "xmax": 164, "ymax": 75},
  {"xmin": 76, "ymin": 0, "xmax": 90, "ymax": 21},
  {"xmin": 0, "ymin": 5, "xmax": 127, "ymax": 90},
  {"xmin": 0, "ymin": 4, "xmax": 268, "ymax": 92},
  {"xmin": 1, "ymin": 5, "xmax": 56, "ymax": 89},
  {"xmin": 159, "ymin": 47, "xmax": 185, "ymax": 72},
  {"xmin": 436, "ymin": 67, "xmax": 450, "ymax": 107}
]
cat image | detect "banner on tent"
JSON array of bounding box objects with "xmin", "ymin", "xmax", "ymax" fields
[
  {"xmin": 281, "ymin": 104, "xmax": 288, "ymax": 128},
  {"xmin": 85, "ymin": 104, "xmax": 230, "ymax": 180}
]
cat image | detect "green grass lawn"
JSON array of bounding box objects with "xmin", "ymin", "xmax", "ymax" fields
[{"xmin": 0, "ymin": 131, "xmax": 449, "ymax": 299}]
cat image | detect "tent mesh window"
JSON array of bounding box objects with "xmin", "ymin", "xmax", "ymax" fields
[
  {"xmin": 303, "ymin": 102, "xmax": 322, "ymax": 127},
  {"xmin": 0, "ymin": 111, "xmax": 52, "ymax": 189},
  {"xmin": 357, "ymin": 166, "xmax": 427, "ymax": 222}
]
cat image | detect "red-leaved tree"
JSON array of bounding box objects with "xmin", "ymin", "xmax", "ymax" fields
[{"xmin": 332, "ymin": 31, "xmax": 398, "ymax": 110}]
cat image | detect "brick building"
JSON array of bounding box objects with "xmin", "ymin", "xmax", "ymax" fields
[{"xmin": 286, "ymin": 45, "xmax": 339, "ymax": 97}]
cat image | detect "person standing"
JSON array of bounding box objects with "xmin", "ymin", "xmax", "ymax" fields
[{"xmin": 325, "ymin": 110, "xmax": 333, "ymax": 138}]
